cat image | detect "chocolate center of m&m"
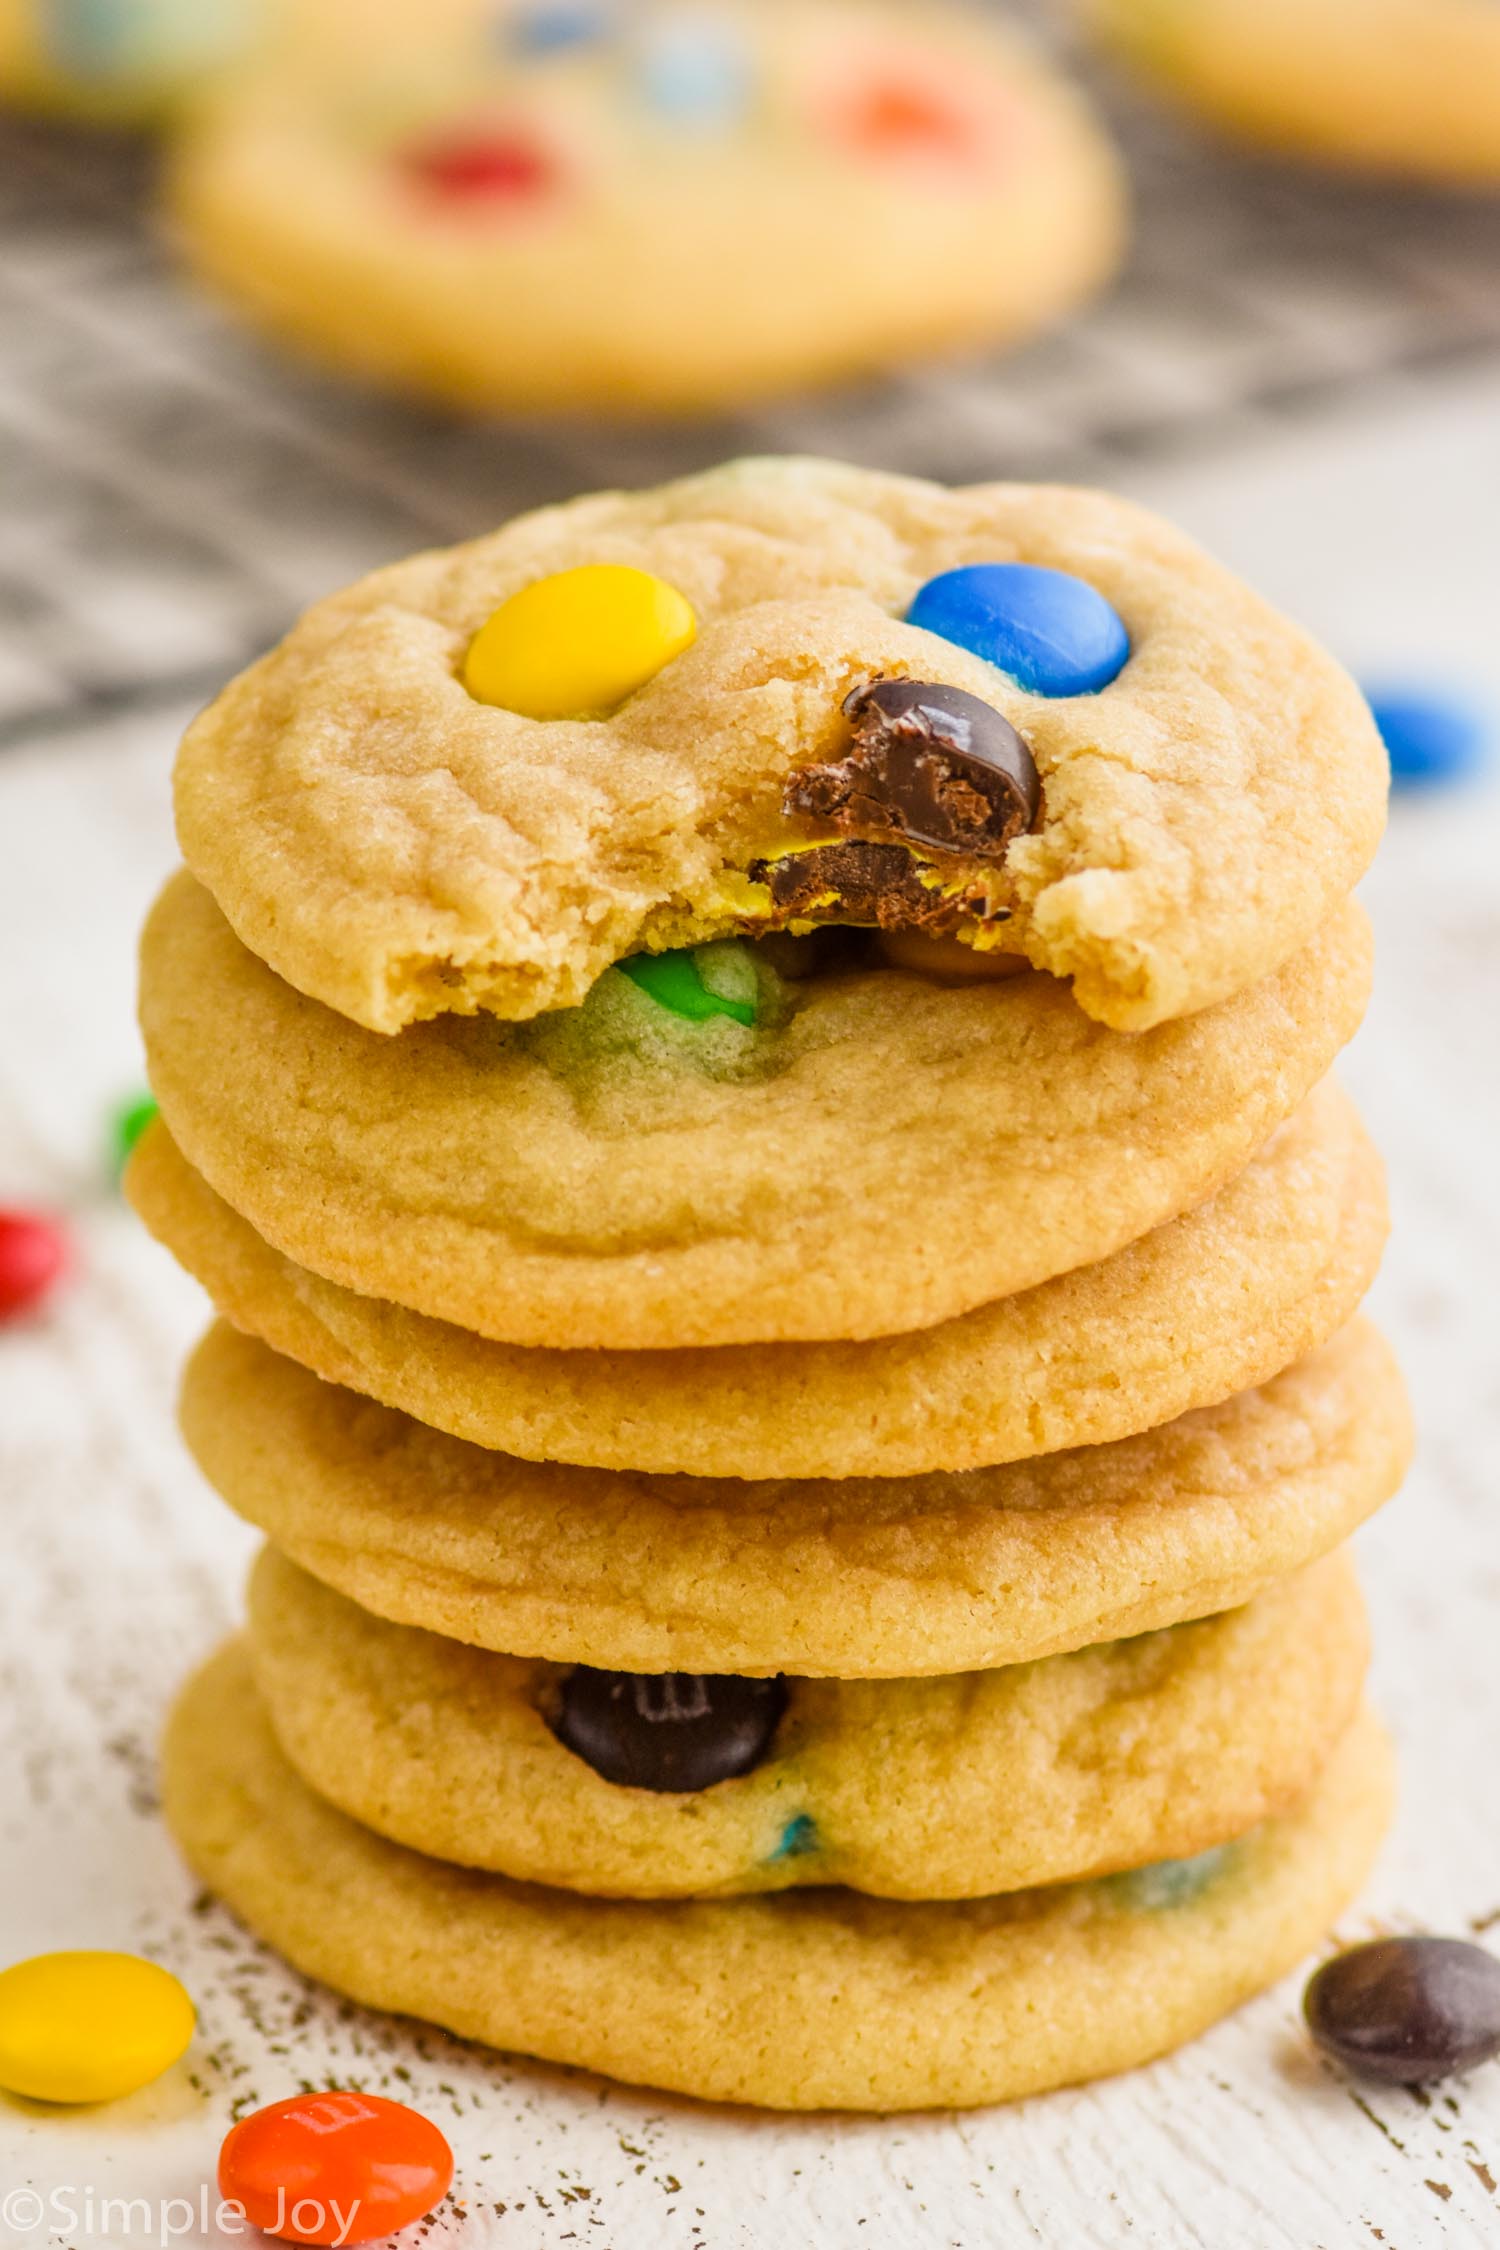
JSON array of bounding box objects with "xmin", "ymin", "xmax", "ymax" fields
[
  {"xmin": 788, "ymin": 677, "xmax": 1039, "ymax": 861},
  {"xmin": 551, "ymin": 1669, "xmax": 787, "ymax": 1792}
]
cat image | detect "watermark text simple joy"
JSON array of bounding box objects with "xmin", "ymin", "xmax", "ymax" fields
[{"xmin": 1, "ymin": 2183, "xmax": 363, "ymax": 2245}]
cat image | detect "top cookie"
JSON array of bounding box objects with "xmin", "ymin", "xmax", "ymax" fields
[{"xmin": 174, "ymin": 457, "xmax": 1387, "ymax": 1036}]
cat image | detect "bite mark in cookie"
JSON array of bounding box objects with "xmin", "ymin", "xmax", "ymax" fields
[
  {"xmin": 748, "ymin": 676, "xmax": 1038, "ymax": 938},
  {"xmin": 792, "ymin": 677, "xmax": 1040, "ymax": 858}
]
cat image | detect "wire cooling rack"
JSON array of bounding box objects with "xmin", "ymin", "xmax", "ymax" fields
[{"xmin": 2, "ymin": 56, "xmax": 1499, "ymax": 746}]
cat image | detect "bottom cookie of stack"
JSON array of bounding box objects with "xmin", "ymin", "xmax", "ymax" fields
[{"xmin": 166, "ymin": 1645, "xmax": 1391, "ymax": 2113}]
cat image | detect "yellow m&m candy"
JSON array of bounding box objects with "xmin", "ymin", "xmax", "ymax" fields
[
  {"xmin": 0, "ymin": 1951, "xmax": 195, "ymax": 2104},
  {"xmin": 463, "ymin": 563, "xmax": 696, "ymax": 719}
]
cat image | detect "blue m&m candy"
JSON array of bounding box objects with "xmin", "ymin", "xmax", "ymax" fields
[
  {"xmin": 505, "ymin": 2, "xmax": 612, "ymax": 57},
  {"xmin": 636, "ymin": 20, "xmax": 751, "ymax": 127},
  {"xmin": 1364, "ymin": 686, "xmax": 1490, "ymax": 792},
  {"xmin": 907, "ymin": 564, "xmax": 1130, "ymax": 697}
]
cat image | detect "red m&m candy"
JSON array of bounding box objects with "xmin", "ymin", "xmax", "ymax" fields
[
  {"xmin": 402, "ymin": 130, "xmax": 557, "ymax": 203},
  {"xmin": 218, "ymin": 2091, "xmax": 454, "ymax": 2246},
  {"xmin": 0, "ymin": 1209, "xmax": 68, "ymax": 1322}
]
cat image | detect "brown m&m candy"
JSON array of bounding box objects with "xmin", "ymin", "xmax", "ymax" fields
[
  {"xmin": 788, "ymin": 678, "xmax": 1040, "ymax": 860},
  {"xmin": 551, "ymin": 1669, "xmax": 787, "ymax": 1792},
  {"xmin": 751, "ymin": 678, "xmax": 1040, "ymax": 932},
  {"xmin": 1305, "ymin": 1937, "xmax": 1500, "ymax": 2083}
]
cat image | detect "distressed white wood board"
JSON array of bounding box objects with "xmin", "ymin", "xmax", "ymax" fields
[{"xmin": 4, "ymin": 376, "xmax": 1500, "ymax": 2249}]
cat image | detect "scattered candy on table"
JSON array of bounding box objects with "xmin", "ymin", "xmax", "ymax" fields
[
  {"xmin": 619, "ymin": 946, "xmax": 757, "ymax": 1025},
  {"xmin": 1304, "ymin": 1936, "xmax": 1500, "ymax": 2082},
  {"xmin": 110, "ymin": 1091, "xmax": 159, "ymax": 1181},
  {"xmin": 0, "ymin": 1951, "xmax": 194, "ymax": 2104},
  {"xmin": 0, "ymin": 1208, "xmax": 69, "ymax": 1323},
  {"xmin": 907, "ymin": 562, "xmax": 1130, "ymax": 696},
  {"xmin": 464, "ymin": 563, "xmax": 697, "ymax": 718},
  {"xmin": 1364, "ymin": 685, "xmax": 1491, "ymax": 791},
  {"xmin": 218, "ymin": 2090, "xmax": 454, "ymax": 2247}
]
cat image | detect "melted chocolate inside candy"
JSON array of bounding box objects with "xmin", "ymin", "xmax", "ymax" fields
[
  {"xmin": 749, "ymin": 840, "xmax": 961, "ymax": 930},
  {"xmin": 786, "ymin": 678, "xmax": 1040, "ymax": 861},
  {"xmin": 1304, "ymin": 1937, "xmax": 1500, "ymax": 2083},
  {"xmin": 551, "ymin": 1668, "xmax": 788, "ymax": 1792}
]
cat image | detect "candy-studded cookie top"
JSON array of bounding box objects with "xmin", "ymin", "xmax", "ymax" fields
[{"xmin": 174, "ymin": 457, "xmax": 1387, "ymax": 1034}]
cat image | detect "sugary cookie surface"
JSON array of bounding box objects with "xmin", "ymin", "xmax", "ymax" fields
[{"xmin": 174, "ymin": 458, "xmax": 1386, "ymax": 1037}]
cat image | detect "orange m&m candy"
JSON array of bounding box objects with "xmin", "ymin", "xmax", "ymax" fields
[{"xmin": 217, "ymin": 2091, "xmax": 453, "ymax": 2246}]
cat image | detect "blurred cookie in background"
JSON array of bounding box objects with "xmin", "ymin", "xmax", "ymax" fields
[
  {"xmin": 1089, "ymin": 0, "xmax": 1500, "ymax": 186},
  {"xmin": 0, "ymin": 0, "xmax": 313, "ymax": 124},
  {"xmin": 162, "ymin": 0, "xmax": 1127, "ymax": 415}
]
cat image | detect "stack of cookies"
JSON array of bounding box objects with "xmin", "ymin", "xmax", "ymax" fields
[{"xmin": 130, "ymin": 456, "xmax": 1410, "ymax": 2110}]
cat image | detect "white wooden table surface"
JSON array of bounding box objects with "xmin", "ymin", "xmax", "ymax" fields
[{"xmin": 4, "ymin": 355, "xmax": 1500, "ymax": 2250}]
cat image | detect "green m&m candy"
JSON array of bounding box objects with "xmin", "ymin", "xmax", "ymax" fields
[
  {"xmin": 109, "ymin": 1092, "xmax": 158, "ymax": 1181},
  {"xmin": 618, "ymin": 948, "xmax": 757, "ymax": 1027}
]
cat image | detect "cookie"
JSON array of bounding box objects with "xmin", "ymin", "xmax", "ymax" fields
[
  {"xmin": 181, "ymin": 1319, "xmax": 1411, "ymax": 1677},
  {"xmin": 1092, "ymin": 0, "xmax": 1500, "ymax": 186},
  {"xmin": 0, "ymin": 0, "xmax": 381, "ymax": 123},
  {"xmin": 247, "ymin": 1543, "xmax": 1369, "ymax": 1901},
  {"xmin": 0, "ymin": 0, "xmax": 252, "ymax": 119},
  {"xmin": 171, "ymin": 459, "xmax": 1386, "ymax": 1037},
  {"xmin": 140, "ymin": 874, "xmax": 1373, "ymax": 1350},
  {"xmin": 164, "ymin": 1644, "xmax": 1394, "ymax": 2113},
  {"xmin": 165, "ymin": 1, "xmax": 1125, "ymax": 416},
  {"xmin": 129, "ymin": 1077, "xmax": 1387, "ymax": 1476}
]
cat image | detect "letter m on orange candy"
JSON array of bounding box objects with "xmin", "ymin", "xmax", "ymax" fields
[{"xmin": 290, "ymin": 2094, "xmax": 382, "ymax": 2134}]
